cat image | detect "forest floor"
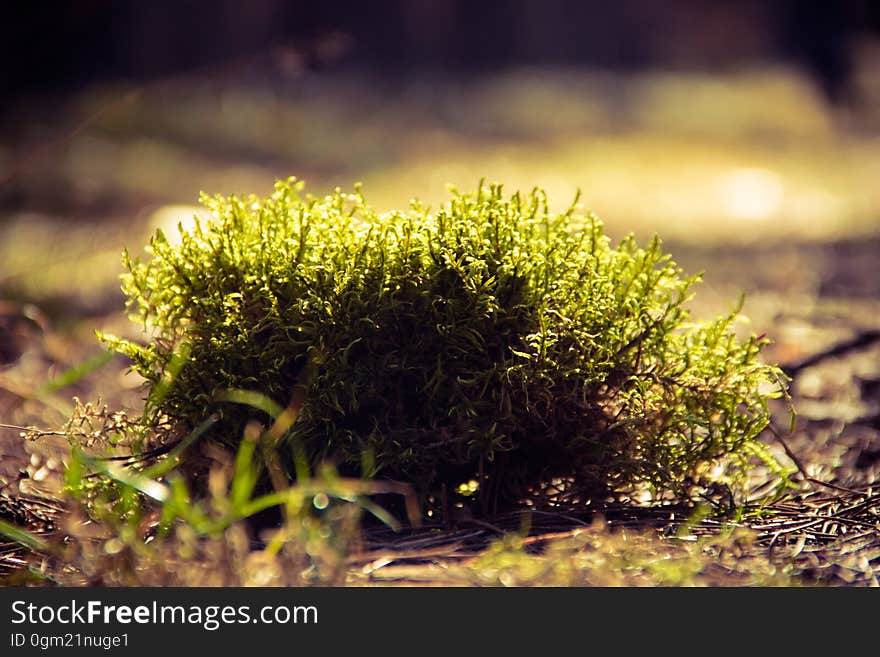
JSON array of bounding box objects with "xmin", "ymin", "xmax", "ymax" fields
[{"xmin": 1, "ymin": 66, "xmax": 878, "ymax": 586}]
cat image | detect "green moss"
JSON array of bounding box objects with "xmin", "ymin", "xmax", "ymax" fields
[{"xmin": 104, "ymin": 177, "xmax": 786, "ymax": 513}]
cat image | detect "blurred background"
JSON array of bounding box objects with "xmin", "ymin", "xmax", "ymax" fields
[{"xmin": 1, "ymin": 1, "xmax": 879, "ymax": 451}]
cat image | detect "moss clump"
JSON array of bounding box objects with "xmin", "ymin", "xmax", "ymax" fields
[{"xmin": 106, "ymin": 178, "xmax": 785, "ymax": 512}]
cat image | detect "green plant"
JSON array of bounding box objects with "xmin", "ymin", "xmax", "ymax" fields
[
  {"xmin": 1, "ymin": 397, "xmax": 418, "ymax": 586},
  {"xmin": 103, "ymin": 178, "xmax": 787, "ymax": 514},
  {"xmin": 461, "ymin": 518, "xmax": 795, "ymax": 587}
]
